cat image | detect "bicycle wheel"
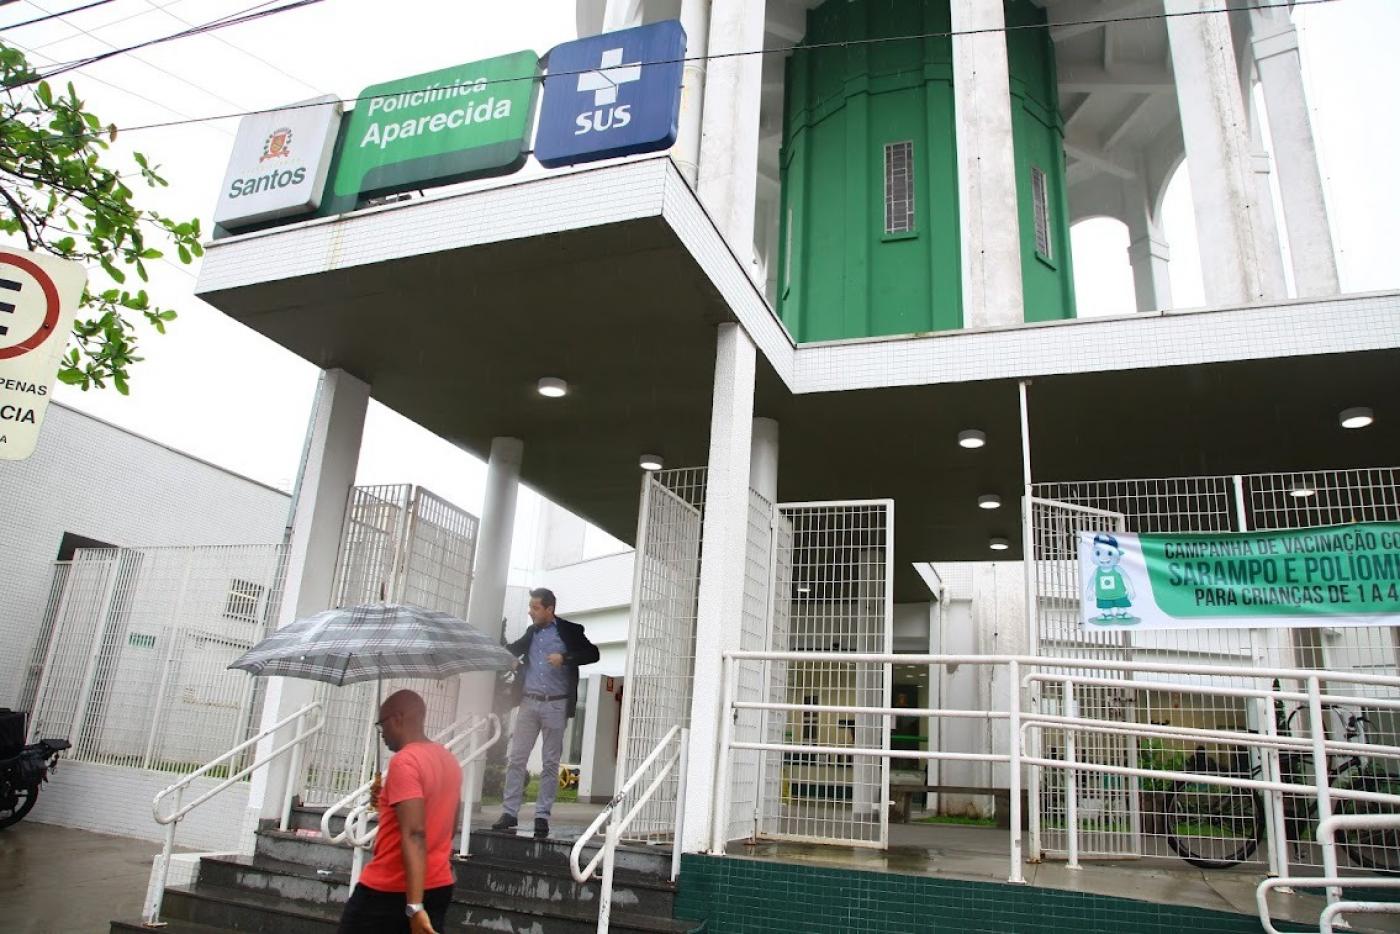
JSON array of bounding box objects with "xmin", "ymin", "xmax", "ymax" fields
[
  {"xmin": 1336, "ymin": 774, "xmax": 1400, "ymax": 873},
  {"xmin": 1166, "ymin": 760, "xmax": 1261, "ymax": 869}
]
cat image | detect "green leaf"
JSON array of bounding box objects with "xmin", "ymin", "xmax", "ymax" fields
[
  {"xmin": 158, "ymin": 310, "xmax": 176, "ymax": 321},
  {"xmin": 99, "ymin": 257, "xmax": 126, "ymax": 284},
  {"xmin": 36, "ymin": 81, "xmax": 52, "ymax": 107},
  {"xmin": 56, "ymin": 367, "xmax": 87, "ymax": 385},
  {"xmin": 177, "ymin": 243, "xmax": 190, "ymax": 264},
  {"xmin": 113, "ymin": 373, "xmax": 130, "ymax": 395}
]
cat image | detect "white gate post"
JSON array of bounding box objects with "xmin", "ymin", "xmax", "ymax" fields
[
  {"xmin": 244, "ymin": 369, "xmax": 369, "ymax": 838},
  {"xmin": 686, "ymin": 323, "xmax": 757, "ymax": 852}
]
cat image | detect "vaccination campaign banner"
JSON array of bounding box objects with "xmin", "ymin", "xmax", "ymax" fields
[{"xmin": 1078, "ymin": 523, "xmax": 1400, "ymax": 630}]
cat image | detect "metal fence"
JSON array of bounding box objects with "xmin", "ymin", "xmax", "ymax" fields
[
  {"xmin": 1028, "ymin": 467, "xmax": 1400, "ymax": 870},
  {"xmin": 617, "ymin": 467, "xmax": 707, "ymax": 841},
  {"xmin": 26, "ymin": 545, "xmax": 289, "ymax": 771},
  {"xmin": 300, "ymin": 484, "xmax": 479, "ymax": 806},
  {"xmin": 756, "ymin": 500, "xmax": 895, "ymax": 849},
  {"xmin": 16, "ymin": 560, "xmax": 70, "ymax": 713}
]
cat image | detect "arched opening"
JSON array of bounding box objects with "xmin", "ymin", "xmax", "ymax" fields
[
  {"xmin": 1070, "ymin": 217, "xmax": 1134, "ymax": 318},
  {"xmin": 1158, "ymin": 162, "xmax": 1205, "ymax": 309}
]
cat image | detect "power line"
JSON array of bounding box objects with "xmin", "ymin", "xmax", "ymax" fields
[
  {"xmin": 3, "ymin": 0, "xmax": 1340, "ymax": 147},
  {"xmin": 27, "ymin": 0, "xmax": 193, "ymax": 51},
  {"xmin": 2, "ymin": 0, "xmax": 118, "ymax": 30},
  {"xmin": 1, "ymin": 32, "xmax": 233, "ymax": 138},
  {"xmin": 12, "ymin": 0, "xmax": 321, "ymax": 85},
  {"xmin": 19, "ymin": 0, "xmax": 249, "ymax": 110},
  {"xmin": 137, "ymin": 0, "xmax": 323, "ymax": 97}
]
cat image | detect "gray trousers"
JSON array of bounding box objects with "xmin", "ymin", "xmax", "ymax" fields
[{"xmin": 503, "ymin": 697, "xmax": 567, "ymax": 818}]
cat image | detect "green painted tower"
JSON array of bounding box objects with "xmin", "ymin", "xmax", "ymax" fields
[{"xmin": 777, "ymin": 0, "xmax": 1075, "ymax": 343}]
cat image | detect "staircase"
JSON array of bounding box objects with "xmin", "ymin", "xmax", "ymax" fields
[{"xmin": 111, "ymin": 807, "xmax": 698, "ymax": 933}]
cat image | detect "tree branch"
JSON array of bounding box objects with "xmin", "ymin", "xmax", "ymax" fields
[{"xmin": 0, "ymin": 180, "xmax": 36, "ymax": 249}]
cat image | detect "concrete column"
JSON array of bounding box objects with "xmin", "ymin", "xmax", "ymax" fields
[
  {"xmin": 457, "ymin": 437, "xmax": 525, "ymax": 807},
  {"xmin": 697, "ymin": 0, "xmax": 766, "ymax": 270},
  {"xmin": 950, "ymin": 0, "xmax": 1024, "ymax": 329},
  {"xmin": 1122, "ymin": 178, "xmax": 1173, "ymax": 313},
  {"xmin": 749, "ymin": 417, "xmax": 779, "ymax": 503},
  {"xmin": 601, "ymin": 0, "xmax": 643, "ymax": 31},
  {"xmin": 1249, "ymin": 116, "xmax": 1290, "ymax": 299},
  {"xmin": 685, "ymin": 322, "xmax": 756, "ymax": 851},
  {"xmin": 673, "ymin": 0, "xmax": 711, "ymax": 187},
  {"xmin": 242, "ymin": 369, "xmax": 369, "ymax": 841},
  {"xmin": 1252, "ymin": 13, "xmax": 1340, "ymax": 297},
  {"xmin": 1165, "ymin": 0, "xmax": 1276, "ymax": 306}
]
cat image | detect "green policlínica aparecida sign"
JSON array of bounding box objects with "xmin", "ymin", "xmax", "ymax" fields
[
  {"xmin": 331, "ymin": 51, "xmax": 540, "ymax": 204},
  {"xmin": 1079, "ymin": 523, "xmax": 1400, "ymax": 630}
]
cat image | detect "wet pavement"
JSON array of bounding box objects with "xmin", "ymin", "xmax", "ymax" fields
[{"xmin": 0, "ymin": 822, "xmax": 170, "ymax": 934}]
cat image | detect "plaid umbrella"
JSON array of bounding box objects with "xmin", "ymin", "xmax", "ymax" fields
[{"xmin": 228, "ymin": 602, "xmax": 516, "ymax": 684}]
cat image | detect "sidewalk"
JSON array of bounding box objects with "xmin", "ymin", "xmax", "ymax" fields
[{"xmin": 0, "ymin": 822, "xmax": 163, "ymax": 934}]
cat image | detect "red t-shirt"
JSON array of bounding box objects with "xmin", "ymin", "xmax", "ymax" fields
[{"xmin": 359, "ymin": 741, "xmax": 462, "ymax": 893}]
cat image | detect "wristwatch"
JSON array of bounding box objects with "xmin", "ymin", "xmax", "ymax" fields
[{"xmin": 405, "ymin": 902, "xmax": 425, "ymax": 918}]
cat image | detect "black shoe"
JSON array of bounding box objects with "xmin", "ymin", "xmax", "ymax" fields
[
  {"xmin": 534, "ymin": 818, "xmax": 549, "ymax": 839},
  {"xmin": 491, "ymin": 813, "xmax": 517, "ymax": 831}
]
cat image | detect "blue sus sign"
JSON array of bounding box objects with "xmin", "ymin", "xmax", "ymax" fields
[{"xmin": 535, "ymin": 20, "xmax": 686, "ymax": 169}]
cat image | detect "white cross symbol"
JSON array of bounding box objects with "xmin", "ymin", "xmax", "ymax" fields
[{"xmin": 577, "ymin": 47, "xmax": 642, "ymax": 107}]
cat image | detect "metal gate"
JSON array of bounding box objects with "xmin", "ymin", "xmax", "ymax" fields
[
  {"xmin": 1027, "ymin": 468, "xmax": 1400, "ymax": 868},
  {"xmin": 617, "ymin": 468, "xmax": 707, "ymax": 841},
  {"xmin": 1027, "ymin": 497, "xmax": 1138, "ymax": 859},
  {"xmin": 757, "ymin": 499, "xmax": 894, "ymax": 849},
  {"xmin": 26, "ymin": 544, "xmax": 288, "ymax": 771},
  {"xmin": 299, "ymin": 484, "xmax": 479, "ymax": 806}
]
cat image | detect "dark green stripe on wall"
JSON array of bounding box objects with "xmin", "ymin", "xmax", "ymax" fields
[{"xmin": 673, "ymin": 854, "xmax": 1308, "ymax": 933}]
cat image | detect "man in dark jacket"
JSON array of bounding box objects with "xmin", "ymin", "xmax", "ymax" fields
[{"xmin": 491, "ymin": 588, "xmax": 599, "ymax": 838}]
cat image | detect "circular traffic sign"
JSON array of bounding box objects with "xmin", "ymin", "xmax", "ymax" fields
[{"xmin": 0, "ymin": 252, "xmax": 62, "ymax": 360}]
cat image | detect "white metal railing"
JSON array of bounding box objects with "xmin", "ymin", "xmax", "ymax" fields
[
  {"xmin": 1257, "ymin": 815, "xmax": 1400, "ymax": 934},
  {"xmin": 145, "ymin": 701, "xmax": 324, "ymax": 926},
  {"xmin": 718, "ymin": 651, "xmax": 1400, "ymax": 931},
  {"xmin": 320, "ymin": 713, "xmax": 502, "ymax": 886},
  {"xmin": 570, "ymin": 725, "xmax": 689, "ymax": 934}
]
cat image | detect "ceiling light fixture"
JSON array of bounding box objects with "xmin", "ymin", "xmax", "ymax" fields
[
  {"xmin": 537, "ymin": 377, "xmax": 568, "ymax": 398},
  {"xmin": 639, "ymin": 454, "xmax": 664, "ymax": 471},
  {"xmin": 1290, "ymin": 485, "xmax": 1316, "ymax": 499},
  {"xmin": 1340, "ymin": 407, "xmax": 1374, "ymax": 429},
  {"xmin": 978, "ymin": 494, "xmax": 1002, "ymax": 510},
  {"xmin": 958, "ymin": 430, "xmax": 987, "ymax": 449},
  {"xmin": 989, "ymin": 538, "xmax": 1010, "ymax": 551}
]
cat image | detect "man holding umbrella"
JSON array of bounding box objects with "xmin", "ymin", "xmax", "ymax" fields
[
  {"xmin": 493, "ymin": 588, "xmax": 599, "ymax": 838},
  {"xmin": 339, "ymin": 689, "xmax": 458, "ymax": 934}
]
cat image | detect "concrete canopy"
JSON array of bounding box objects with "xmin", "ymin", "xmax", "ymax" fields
[{"xmin": 198, "ymin": 161, "xmax": 1400, "ymax": 603}]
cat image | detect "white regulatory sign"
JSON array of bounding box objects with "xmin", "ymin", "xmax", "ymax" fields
[{"xmin": 0, "ymin": 247, "xmax": 87, "ymax": 460}]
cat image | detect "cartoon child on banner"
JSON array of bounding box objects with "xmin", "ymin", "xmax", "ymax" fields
[{"xmin": 1085, "ymin": 532, "xmax": 1138, "ymax": 624}]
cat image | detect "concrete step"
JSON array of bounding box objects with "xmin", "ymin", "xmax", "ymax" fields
[
  {"xmin": 455, "ymin": 853, "xmax": 677, "ymax": 917},
  {"xmin": 161, "ymin": 883, "xmax": 342, "ymax": 933},
  {"xmin": 111, "ymin": 920, "xmax": 234, "ymax": 934},
  {"xmin": 452, "ymin": 890, "xmax": 699, "ymax": 934},
  {"xmin": 199, "ymin": 854, "xmax": 349, "ymax": 907},
  {"xmin": 253, "ymin": 826, "xmax": 353, "ymax": 872},
  {"xmin": 283, "ymin": 802, "xmax": 379, "ymax": 836},
  {"xmin": 471, "ymin": 827, "xmax": 675, "ymax": 879}
]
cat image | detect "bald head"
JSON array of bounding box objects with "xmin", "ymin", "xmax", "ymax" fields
[{"xmin": 377, "ymin": 689, "xmax": 427, "ymax": 751}]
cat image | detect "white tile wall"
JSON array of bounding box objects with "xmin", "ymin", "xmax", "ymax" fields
[
  {"xmin": 198, "ymin": 159, "xmax": 671, "ymax": 294},
  {"xmin": 0, "ymin": 403, "xmax": 288, "ymax": 708},
  {"xmin": 200, "ymin": 160, "xmax": 1400, "ymax": 402},
  {"xmin": 29, "ymin": 759, "xmax": 249, "ymax": 851}
]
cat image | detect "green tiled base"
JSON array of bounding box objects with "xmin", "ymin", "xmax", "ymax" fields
[{"xmin": 674, "ymin": 854, "xmax": 1308, "ymax": 933}]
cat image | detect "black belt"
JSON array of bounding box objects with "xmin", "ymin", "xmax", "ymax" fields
[{"xmin": 525, "ymin": 692, "xmax": 567, "ymax": 702}]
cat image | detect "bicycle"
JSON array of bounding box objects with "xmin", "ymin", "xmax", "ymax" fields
[{"xmin": 1164, "ymin": 703, "xmax": 1400, "ymax": 871}]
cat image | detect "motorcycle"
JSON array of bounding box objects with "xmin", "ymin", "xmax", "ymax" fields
[{"xmin": 0, "ymin": 708, "xmax": 70, "ymax": 830}]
